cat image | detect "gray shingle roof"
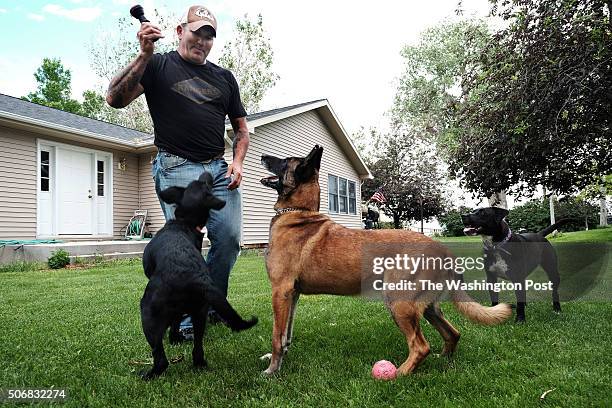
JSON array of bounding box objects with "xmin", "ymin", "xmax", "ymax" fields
[
  {"xmin": 234, "ymin": 99, "xmax": 326, "ymax": 124},
  {"xmin": 0, "ymin": 93, "xmax": 151, "ymax": 142}
]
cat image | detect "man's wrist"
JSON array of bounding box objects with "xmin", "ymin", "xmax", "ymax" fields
[{"xmin": 138, "ymin": 51, "xmax": 153, "ymax": 61}]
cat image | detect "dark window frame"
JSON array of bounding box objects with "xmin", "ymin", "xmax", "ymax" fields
[
  {"xmin": 97, "ymin": 160, "xmax": 105, "ymax": 197},
  {"xmin": 40, "ymin": 150, "xmax": 50, "ymax": 192}
]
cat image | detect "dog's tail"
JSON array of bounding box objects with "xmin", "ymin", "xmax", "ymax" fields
[
  {"xmin": 451, "ymin": 288, "xmax": 512, "ymax": 325},
  {"xmin": 205, "ymin": 285, "xmax": 258, "ymax": 332},
  {"xmin": 537, "ymin": 218, "xmax": 571, "ymax": 237}
]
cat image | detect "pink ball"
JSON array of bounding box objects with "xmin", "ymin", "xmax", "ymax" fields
[{"xmin": 371, "ymin": 360, "xmax": 397, "ymax": 380}]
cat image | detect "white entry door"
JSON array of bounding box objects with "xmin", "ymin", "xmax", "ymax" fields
[{"xmin": 57, "ymin": 148, "xmax": 94, "ymax": 234}]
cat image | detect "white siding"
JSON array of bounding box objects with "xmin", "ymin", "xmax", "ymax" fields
[{"xmin": 233, "ymin": 110, "xmax": 362, "ymax": 245}]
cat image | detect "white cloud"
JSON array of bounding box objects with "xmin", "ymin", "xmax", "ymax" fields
[
  {"xmin": 42, "ymin": 4, "xmax": 102, "ymax": 22},
  {"xmin": 27, "ymin": 13, "xmax": 45, "ymax": 21},
  {"xmin": 0, "ymin": 8, "xmax": 7, "ymax": 14}
]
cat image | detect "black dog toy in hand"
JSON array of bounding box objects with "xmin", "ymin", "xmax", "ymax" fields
[
  {"xmin": 130, "ymin": 4, "xmax": 161, "ymax": 43},
  {"xmin": 130, "ymin": 4, "xmax": 149, "ymax": 23}
]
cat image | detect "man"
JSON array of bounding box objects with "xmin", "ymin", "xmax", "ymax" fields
[{"xmin": 106, "ymin": 5, "xmax": 249, "ymax": 333}]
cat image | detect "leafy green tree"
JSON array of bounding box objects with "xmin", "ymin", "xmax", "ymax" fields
[
  {"xmin": 392, "ymin": 20, "xmax": 490, "ymax": 151},
  {"xmin": 449, "ymin": 0, "xmax": 612, "ymax": 197},
  {"xmin": 361, "ymin": 130, "xmax": 447, "ymax": 229},
  {"xmin": 218, "ymin": 14, "xmax": 279, "ymax": 113},
  {"xmin": 438, "ymin": 206, "xmax": 473, "ymax": 237},
  {"xmin": 81, "ymin": 89, "xmax": 106, "ymax": 120},
  {"xmin": 23, "ymin": 58, "xmax": 83, "ymax": 114}
]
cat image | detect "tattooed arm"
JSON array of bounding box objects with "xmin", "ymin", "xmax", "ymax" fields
[
  {"xmin": 105, "ymin": 22, "xmax": 162, "ymax": 108},
  {"xmin": 105, "ymin": 55, "xmax": 148, "ymax": 108},
  {"xmin": 225, "ymin": 117, "xmax": 250, "ymax": 190}
]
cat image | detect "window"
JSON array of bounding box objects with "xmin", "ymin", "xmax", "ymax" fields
[
  {"xmin": 97, "ymin": 160, "xmax": 105, "ymax": 196},
  {"xmin": 339, "ymin": 177, "xmax": 348, "ymax": 213},
  {"xmin": 40, "ymin": 150, "xmax": 50, "ymax": 192},
  {"xmin": 328, "ymin": 175, "xmax": 338, "ymax": 213},
  {"xmin": 348, "ymin": 181, "xmax": 356, "ymax": 214},
  {"xmin": 328, "ymin": 174, "xmax": 357, "ymax": 215}
]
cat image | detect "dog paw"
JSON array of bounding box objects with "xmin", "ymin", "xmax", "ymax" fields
[
  {"xmin": 261, "ymin": 367, "xmax": 278, "ymax": 376},
  {"xmin": 139, "ymin": 369, "xmax": 160, "ymax": 381},
  {"xmin": 515, "ymin": 317, "xmax": 526, "ymax": 324},
  {"xmin": 259, "ymin": 353, "xmax": 272, "ymax": 361},
  {"xmin": 193, "ymin": 359, "xmax": 209, "ymax": 370}
]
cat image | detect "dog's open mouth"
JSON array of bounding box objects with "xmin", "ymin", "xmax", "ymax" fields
[
  {"xmin": 260, "ymin": 175, "xmax": 279, "ymax": 188},
  {"xmin": 463, "ymin": 226, "xmax": 482, "ymax": 236}
]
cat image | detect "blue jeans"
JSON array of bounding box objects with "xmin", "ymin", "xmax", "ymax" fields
[{"xmin": 152, "ymin": 150, "xmax": 242, "ymax": 298}]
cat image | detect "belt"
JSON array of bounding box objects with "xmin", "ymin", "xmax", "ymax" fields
[
  {"xmin": 200, "ymin": 152, "xmax": 225, "ymax": 164},
  {"xmin": 158, "ymin": 149, "xmax": 224, "ymax": 164}
]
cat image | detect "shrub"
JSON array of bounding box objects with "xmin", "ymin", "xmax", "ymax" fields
[
  {"xmin": 438, "ymin": 206, "xmax": 473, "ymax": 237},
  {"xmin": 508, "ymin": 197, "xmax": 599, "ymax": 232},
  {"xmin": 48, "ymin": 249, "xmax": 70, "ymax": 269}
]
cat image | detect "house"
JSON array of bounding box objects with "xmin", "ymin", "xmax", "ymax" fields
[{"xmin": 0, "ymin": 94, "xmax": 371, "ymax": 246}]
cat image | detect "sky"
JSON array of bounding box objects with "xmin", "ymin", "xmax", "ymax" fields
[
  {"xmin": 0, "ymin": 0, "xmax": 498, "ymax": 209},
  {"xmin": 0, "ymin": 0, "xmax": 492, "ymax": 134}
]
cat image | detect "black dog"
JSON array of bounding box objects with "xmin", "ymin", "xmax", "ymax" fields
[
  {"xmin": 140, "ymin": 172, "xmax": 257, "ymax": 380},
  {"xmin": 461, "ymin": 207, "xmax": 568, "ymax": 322}
]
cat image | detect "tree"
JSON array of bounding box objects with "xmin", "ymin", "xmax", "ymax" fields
[
  {"xmin": 448, "ymin": 0, "xmax": 612, "ymax": 197},
  {"xmin": 391, "ymin": 20, "xmax": 490, "ymax": 153},
  {"xmin": 89, "ymin": 10, "xmax": 178, "ymax": 82},
  {"xmin": 23, "ymin": 58, "xmax": 83, "ymax": 114},
  {"xmin": 218, "ymin": 14, "xmax": 279, "ymax": 113},
  {"xmin": 361, "ymin": 130, "xmax": 447, "ymax": 229},
  {"xmin": 81, "ymin": 89, "xmax": 105, "ymax": 120}
]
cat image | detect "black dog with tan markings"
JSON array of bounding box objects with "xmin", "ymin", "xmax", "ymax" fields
[{"xmin": 140, "ymin": 172, "xmax": 257, "ymax": 380}]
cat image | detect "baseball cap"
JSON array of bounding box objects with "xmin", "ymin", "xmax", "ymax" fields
[{"xmin": 179, "ymin": 5, "xmax": 217, "ymax": 36}]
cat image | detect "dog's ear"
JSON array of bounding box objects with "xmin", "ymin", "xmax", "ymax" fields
[
  {"xmin": 208, "ymin": 196, "xmax": 226, "ymax": 210},
  {"xmin": 295, "ymin": 145, "xmax": 323, "ymax": 182},
  {"xmin": 305, "ymin": 145, "xmax": 323, "ymax": 170},
  {"xmin": 198, "ymin": 172, "xmax": 214, "ymax": 188},
  {"xmin": 159, "ymin": 186, "xmax": 185, "ymax": 205},
  {"xmin": 493, "ymin": 207, "xmax": 509, "ymax": 222}
]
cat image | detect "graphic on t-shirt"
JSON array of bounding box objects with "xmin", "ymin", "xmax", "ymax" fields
[{"xmin": 171, "ymin": 77, "xmax": 222, "ymax": 104}]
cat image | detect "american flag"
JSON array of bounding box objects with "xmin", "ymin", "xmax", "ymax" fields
[{"xmin": 370, "ymin": 188, "xmax": 387, "ymax": 203}]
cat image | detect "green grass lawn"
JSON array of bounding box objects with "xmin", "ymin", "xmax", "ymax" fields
[{"xmin": 0, "ymin": 230, "xmax": 610, "ymax": 407}]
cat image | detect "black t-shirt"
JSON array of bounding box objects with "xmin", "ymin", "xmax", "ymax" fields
[{"xmin": 140, "ymin": 51, "xmax": 247, "ymax": 162}]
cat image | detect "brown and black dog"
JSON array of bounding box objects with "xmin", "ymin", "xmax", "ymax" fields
[{"xmin": 259, "ymin": 145, "xmax": 511, "ymax": 376}]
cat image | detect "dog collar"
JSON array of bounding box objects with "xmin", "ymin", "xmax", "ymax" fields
[
  {"xmin": 274, "ymin": 207, "xmax": 309, "ymax": 215},
  {"xmin": 500, "ymin": 228, "xmax": 512, "ymax": 245},
  {"xmin": 485, "ymin": 228, "xmax": 512, "ymax": 252}
]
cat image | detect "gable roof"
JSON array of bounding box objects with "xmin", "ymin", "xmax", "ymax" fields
[
  {"xmin": 230, "ymin": 99, "xmax": 371, "ymax": 179},
  {"xmin": 0, "ymin": 93, "xmax": 371, "ymax": 178}
]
